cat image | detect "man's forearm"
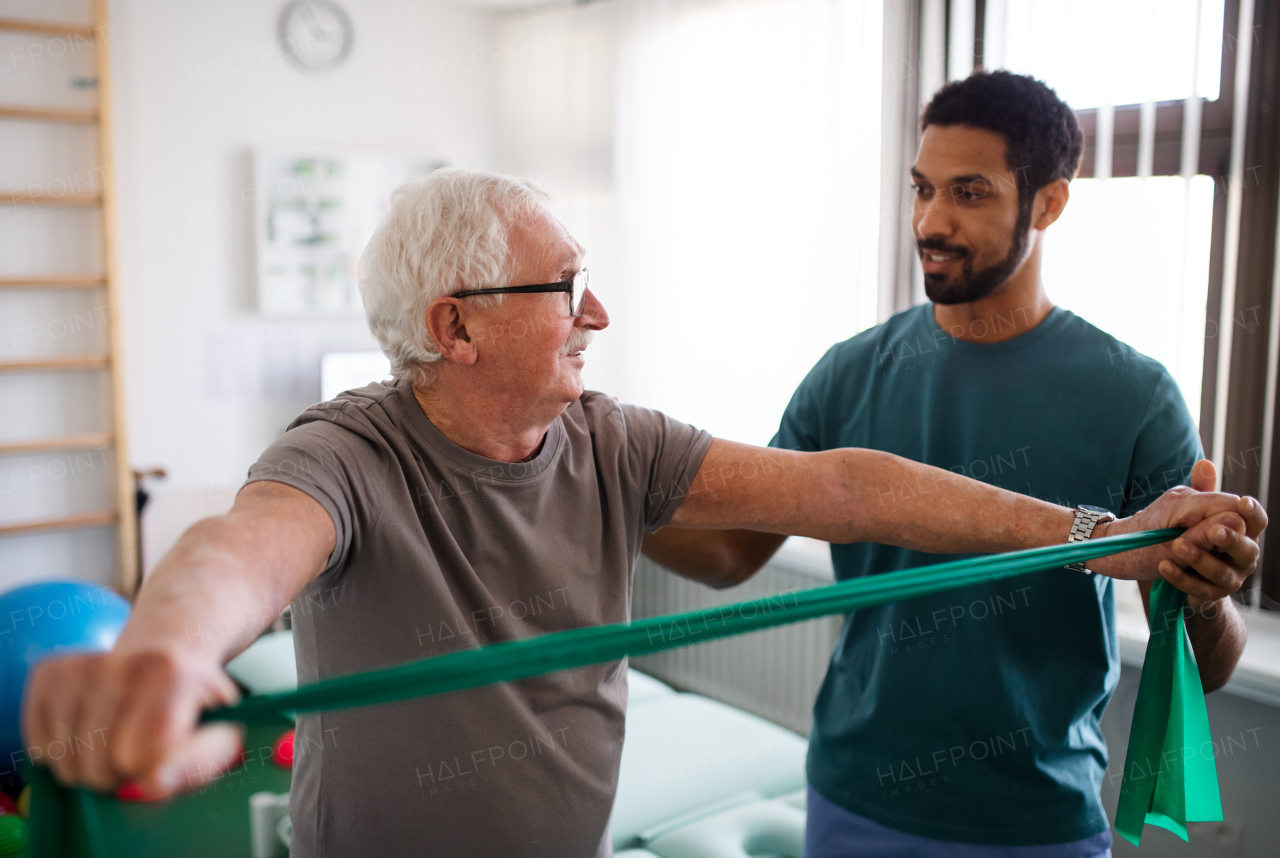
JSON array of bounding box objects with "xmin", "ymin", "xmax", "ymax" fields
[
  {"xmin": 672, "ymin": 443, "xmax": 1076, "ymax": 553},
  {"xmin": 116, "ymin": 519, "xmax": 291, "ymax": 664},
  {"xmin": 808, "ymin": 451, "xmax": 1197, "ymax": 580},
  {"xmin": 671, "ymin": 440, "xmax": 1259, "ymax": 593},
  {"xmin": 819, "ymin": 449, "xmax": 1076, "ymax": 552},
  {"xmin": 114, "ymin": 482, "xmax": 334, "ymax": 665}
]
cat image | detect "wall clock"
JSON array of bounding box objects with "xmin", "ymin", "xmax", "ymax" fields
[{"xmin": 279, "ymin": 0, "xmax": 353, "ymax": 71}]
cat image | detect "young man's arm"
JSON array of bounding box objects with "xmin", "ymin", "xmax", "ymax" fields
[
  {"xmin": 662, "ymin": 439, "xmax": 1265, "ymax": 596},
  {"xmin": 21, "ymin": 480, "xmax": 333, "ymax": 799}
]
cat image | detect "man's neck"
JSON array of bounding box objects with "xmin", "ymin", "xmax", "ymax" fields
[
  {"xmin": 933, "ymin": 234, "xmax": 1055, "ymax": 344},
  {"xmin": 412, "ymin": 371, "xmax": 559, "ymax": 463}
]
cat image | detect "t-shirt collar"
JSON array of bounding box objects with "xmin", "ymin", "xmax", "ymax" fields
[
  {"xmin": 922, "ymin": 303, "xmax": 1067, "ymax": 356},
  {"xmin": 393, "ymin": 377, "xmax": 563, "ymax": 481}
]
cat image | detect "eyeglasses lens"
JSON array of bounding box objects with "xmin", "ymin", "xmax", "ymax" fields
[{"xmin": 571, "ymin": 270, "xmax": 589, "ymax": 316}]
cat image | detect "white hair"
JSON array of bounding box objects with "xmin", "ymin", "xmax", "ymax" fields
[{"xmin": 359, "ymin": 168, "xmax": 550, "ymax": 387}]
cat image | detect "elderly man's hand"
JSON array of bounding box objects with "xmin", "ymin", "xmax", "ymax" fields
[
  {"xmin": 18, "ymin": 481, "xmax": 333, "ymax": 799},
  {"xmin": 1092, "ymin": 460, "xmax": 1266, "ymax": 601},
  {"xmin": 21, "ymin": 648, "xmax": 243, "ymax": 799}
]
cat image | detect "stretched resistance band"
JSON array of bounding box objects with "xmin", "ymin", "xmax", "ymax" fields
[
  {"xmin": 205, "ymin": 529, "xmax": 1181, "ymax": 724},
  {"xmin": 197, "ymin": 528, "xmax": 1222, "ymax": 843}
]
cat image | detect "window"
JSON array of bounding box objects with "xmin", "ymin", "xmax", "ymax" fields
[
  {"xmin": 993, "ymin": 0, "xmax": 1224, "ymax": 107},
  {"xmin": 978, "ymin": 0, "xmax": 1280, "ymax": 610},
  {"xmin": 609, "ymin": 0, "xmax": 884, "ymax": 445},
  {"xmin": 985, "ymin": 0, "xmax": 1226, "ymax": 420}
]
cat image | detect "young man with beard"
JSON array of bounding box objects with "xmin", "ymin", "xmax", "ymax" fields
[{"xmin": 642, "ymin": 71, "xmax": 1251, "ymax": 855}]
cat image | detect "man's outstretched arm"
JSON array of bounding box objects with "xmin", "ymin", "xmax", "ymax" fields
[
  {"xmin": 662, "ymin": 440, "xmax": 1265, "ymax": 596},
  {"xmin": 21, "ymin": 480, "xmax": 334, "ymax": 799}
]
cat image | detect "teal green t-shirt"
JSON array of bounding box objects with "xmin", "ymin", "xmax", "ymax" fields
[{"xmin": 770, "ymin": 304, "xmax": 1201, "ymax": 845}]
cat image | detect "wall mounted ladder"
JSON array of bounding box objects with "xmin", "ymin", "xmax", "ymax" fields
[{"xmin": 0, "ymin": 0, "xmax": 137, "ymax": 595}]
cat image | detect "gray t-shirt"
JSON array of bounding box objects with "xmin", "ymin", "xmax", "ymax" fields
[{"xmin": 245, "ymin": 378, "xmax": 712, "ymax": 858}]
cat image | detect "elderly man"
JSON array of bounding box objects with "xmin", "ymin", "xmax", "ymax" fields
[{"xmin": 23, "ymin": 169, "xmax": 1264, "ymax": 857}]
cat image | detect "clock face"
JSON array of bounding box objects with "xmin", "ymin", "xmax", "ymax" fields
[{"xmin": 280, "ymin": 0, "xmax": 353, "ymax": 71}]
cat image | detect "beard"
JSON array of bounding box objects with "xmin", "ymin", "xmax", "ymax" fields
[{"xmin": 920, "ymin": 200, "xmax": 1033, "ymax": 305}]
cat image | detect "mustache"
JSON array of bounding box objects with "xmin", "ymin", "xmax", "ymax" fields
[
  {"xmin": 561, "ymin": 329, "xmax": 594, "ymax": 355},
  {"xmin": 917, "ymin": 237, "xmax": 970, "ymax": 257}
]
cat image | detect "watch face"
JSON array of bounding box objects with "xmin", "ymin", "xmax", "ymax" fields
[
  {"xmin": 280, "ymin": 0, "xmax": 353, "ymax": 71},
  {"xmin": 1080, "ymin": 504, "xmax": 1112, "ymax": 515}
]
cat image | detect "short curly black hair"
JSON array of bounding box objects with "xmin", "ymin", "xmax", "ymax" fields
[{"xmin": 921, "ymin": 70, "xmax": 1083, "ymax": 208}]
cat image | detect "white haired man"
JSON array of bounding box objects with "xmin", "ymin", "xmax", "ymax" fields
[{"xmin": 23, "ymin": 169, "xmax": 1265, "ymax": 857}]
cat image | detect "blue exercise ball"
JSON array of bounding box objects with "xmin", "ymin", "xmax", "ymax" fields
[{"xmin": 0, "ymin": 581, "xmax": 131, "ymax": 779}]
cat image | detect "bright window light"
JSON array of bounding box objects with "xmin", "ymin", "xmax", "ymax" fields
[
  {"xmin": 999, "ymin": 0, "xmax": 1224, "ymax": 107},
  {"xmin": 612, "ymin": 0, "xmax": 884, "ymax": 446},
  {"xmin": 1045, "ymin": 175, "xmax": 1214, "ymax": 422},
  {"xmin": 992, "ymin": 0, "xmax": 1223, "ymax": 426}
]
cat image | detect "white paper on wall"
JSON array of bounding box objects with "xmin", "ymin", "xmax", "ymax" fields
[{"xmin": 254, "ymin": 151, "xmax": 447, "ymax": 317}]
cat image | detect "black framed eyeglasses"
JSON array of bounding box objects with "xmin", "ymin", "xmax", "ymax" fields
[{"xmin": 454, "ymin": 269, "xmax": 590, "ymax": 318}]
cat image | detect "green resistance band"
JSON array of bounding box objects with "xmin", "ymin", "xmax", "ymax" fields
[
  {"xmin": 199, "ymin": 528, "xmax": 1222, "ymax": 843},
  {"xmin": 205, "ymin": 529, "xmax": 1184, "ymax": 725},
  {"xmin": 1115, "ymin": 578, "xmax": 1224, "ymax": 845}
]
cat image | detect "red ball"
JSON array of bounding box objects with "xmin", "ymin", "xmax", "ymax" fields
[
  {"xmin": 0, "ymin": 793, "xmax": 14, "ymax": 816},
  {"xmin": 272, "ymin": 729, "xmax": 295, "ymax": 769}
]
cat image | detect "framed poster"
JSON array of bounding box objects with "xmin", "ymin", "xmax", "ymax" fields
[{"xmin": 254, "ymin": 151, "xmax": 446, "ymax": 316}]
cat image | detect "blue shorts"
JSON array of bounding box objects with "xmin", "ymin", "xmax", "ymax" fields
[{"xmin": 805, "ymin": 786, "xmax": 1113, "ymax": 858}]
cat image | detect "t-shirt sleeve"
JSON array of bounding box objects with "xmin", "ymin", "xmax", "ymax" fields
[
  {"xmin": 614, "ymin": 402, "xmax": 714, "ymax": 531},
  {"xmin": 1119, "ymin": 368, "xmax": 1204, "ymax": 517},
  {"xmin": 769, "ymin": 351, "xmax": 831, "ymax": 453},
  {"xmin": 245, "ymin": 419, "xmax": 390, "ymax": 576}
]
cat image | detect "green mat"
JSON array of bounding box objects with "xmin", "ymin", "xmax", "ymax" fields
[{"xmin": 26, "ymin": 528, "xmax": 1221, "ymax": 853}]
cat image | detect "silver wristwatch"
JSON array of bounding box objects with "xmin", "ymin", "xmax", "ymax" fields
[{"xmin": 1065, "ymin": 504, "xmax": 1117, "ymax": 573}]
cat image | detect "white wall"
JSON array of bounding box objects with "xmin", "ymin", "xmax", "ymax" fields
[
  {"xmin": 113, "ymin": 0, "xmax": 498, "ymax": 485},
  {"xmin": 0, "ymin": 0, "xmax": 502, "ymax": 588}
]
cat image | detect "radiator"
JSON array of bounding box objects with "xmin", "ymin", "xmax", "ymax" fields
[{"xmin": 631, "ymin": 554, "xmax": 843, "ymax": 736}]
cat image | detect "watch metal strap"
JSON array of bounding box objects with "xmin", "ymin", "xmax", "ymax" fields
[{"xmin": 1066, "ymin": 508, "xmax": 1111, "ymax": 573}]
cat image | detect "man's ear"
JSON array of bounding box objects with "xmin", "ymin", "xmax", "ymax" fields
[
  {"xmin": 1032, "ymin": 178, "xmax": 1070, "ymax": 230},
  {"xmin": 424, "ymin": 298, "xmax": 478, "ymax": 365}
]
